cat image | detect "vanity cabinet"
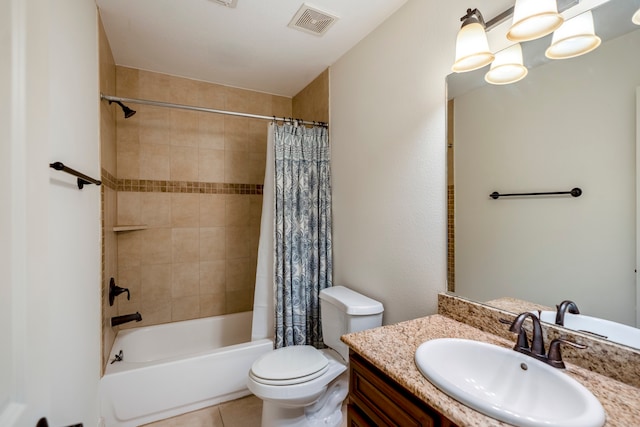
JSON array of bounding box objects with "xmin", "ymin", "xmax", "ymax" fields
[{"xmin": 347, "ymin": 351, "xmax": 458, "ymax": 427}]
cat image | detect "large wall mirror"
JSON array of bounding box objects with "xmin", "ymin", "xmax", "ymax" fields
[{"xmin": 447, "ymin": 0, "xmax": 640, "ymax": 348}]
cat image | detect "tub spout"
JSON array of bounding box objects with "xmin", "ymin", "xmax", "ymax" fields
[{"xmin": 111, "ymin": 312, "xmax": 142, "ymax": 327}]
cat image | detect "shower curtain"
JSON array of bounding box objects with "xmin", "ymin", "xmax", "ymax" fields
[{"xmin": 266, "ymin": 122, "xmax": 332, "ymax": 349}]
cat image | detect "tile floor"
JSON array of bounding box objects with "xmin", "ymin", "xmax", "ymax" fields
[
  {"xmin": 142, "ymin": 394, "xmax": 348, "ymax": 427},
  {"xmin": 142, "ymin": 395, "xmax": 262, "ymax": 427}
]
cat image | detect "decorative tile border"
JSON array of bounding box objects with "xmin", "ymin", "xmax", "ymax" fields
[
  {"xmin": 100, "ymin": 170, "xmax": 263, "ymax": 195},
  {"xmin": 101, "ymin": 168, "xmax": 118, "ymax": 190}
]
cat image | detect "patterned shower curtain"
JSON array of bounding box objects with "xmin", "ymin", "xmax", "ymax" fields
[{"xmin": 273, "ymin": 123, "xmax": 332, "ymax": 349}]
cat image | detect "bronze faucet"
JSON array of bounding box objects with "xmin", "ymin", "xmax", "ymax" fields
[
  {"xmin": 555, "ymin": 300, "xmax": 580, "ymax": 326},
  {"xmin": 508, "ymin": 312, "xmax": 586, "ymax": 368}
]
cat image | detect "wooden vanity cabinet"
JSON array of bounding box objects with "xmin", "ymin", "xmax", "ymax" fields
[{"xmin": 347, "ymin": 351, "xmax": 458, "ymax": 427}]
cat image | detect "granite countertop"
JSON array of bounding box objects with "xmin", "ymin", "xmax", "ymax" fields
[{"xmin": 341, "ymin": 314, "xmax": 640, "ymax": 427}]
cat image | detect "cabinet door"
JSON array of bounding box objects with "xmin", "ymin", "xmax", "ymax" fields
[{"xmin": 349, "ymin": 352, "xmax": 456, "ymax": 427}]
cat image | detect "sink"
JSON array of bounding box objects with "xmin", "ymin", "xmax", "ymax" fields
[
  {"xmin": 415, "ymin": 338, "xmax": 605, "ymax": 427},
  {"xmin": 537, "ymin": 311, "xmax": 640, "ymax": 350}
]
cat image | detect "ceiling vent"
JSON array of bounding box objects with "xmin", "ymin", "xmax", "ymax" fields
[
  {"xmin": 210, "ymin": 0, "xmax": 238, "ymax": 8},
  {"xmin": 288, "ymin": 4, "xmax": 338, "ymax": 36}
]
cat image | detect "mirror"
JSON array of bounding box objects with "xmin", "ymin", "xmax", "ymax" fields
[{"xmin": 447, "ymin": 0, "xmax": 640, "ymax": 347}]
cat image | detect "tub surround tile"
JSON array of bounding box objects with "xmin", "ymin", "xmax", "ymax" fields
[
  {"xmin": 141, "ymin": 228, "xmax": 173, "ymax": 265},
  {"xmin": 108, "ymin": 65, "xmax": 297, "ymax": 332},
  {"xmin": 199, "ymin": 260, "xmax": 226, "ymax": 295},
  {"xmin": 199, "ymin": 194, "xmax": 226, "ymax": 227},
  {"xmin": 141, "ymin": 264, "xmax": 172, "ymax": 302},
  {"xmin": 172, "ymin": 296, "xmax": 200, "ymax": 322},
  {"xmin": 199, "ymin": 293, "xmax": 227, "ymax": 317},
  {"xmin": 172, "ymin": 228, "xmax": 200, "ymax": 263},
  {"xmin": 140, "ymin": 143, "xmax": 171, "ymax": 180},
  {"xmin": 141, "ymin": 192, "xmax": 171, "ymax": 228},
  {"xmin": 171, "ymin": 193, "xmax": 200, "ymax": 227},
  {"xmin": 438, "ymin": 293, "xmax": 640, "ymax": 388},
  {"xmin": 170, "ymin": 145, "xmax": 199, "ymax": 181},
  {"xmin": 198, "ymin": 114, "xmax": 225, "ymax": 150},
  {"xmin": 342, "ymin": 314, "xmax": 640, "ymax": 427},
  {"xmin": 198, "ymin": 149, "xmax": 226, "ymax": 183},
  {"xmin": 174, "ymin": 112, "xmax": 201, "ymax": 142},
  {"xmin": 172, "ymin": 262, "xmax": 200, "ymax": 298}
]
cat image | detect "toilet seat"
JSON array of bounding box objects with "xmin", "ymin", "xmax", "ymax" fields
[{"xmin": 250, "ymin": 345, "xmax": 329, "ymax": 386}]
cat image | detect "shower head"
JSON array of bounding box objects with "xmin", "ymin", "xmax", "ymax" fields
[{"xmin": 109, "ymin": 100, "xmax": 136, "ymax": 118}]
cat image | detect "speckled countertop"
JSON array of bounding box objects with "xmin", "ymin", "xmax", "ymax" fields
[{"xmin": 341, "ymin": 314, "xmax": 640, "ymax": 427}]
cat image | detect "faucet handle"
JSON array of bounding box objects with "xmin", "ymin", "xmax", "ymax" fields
[
  {"xmin": 109, "ymin": 278, "xmax": 131, "ymax": 306},
  {"xmin": 500, "ymin": 317, "xmax": 530, "ymax": 352},
  {"xmin": 547, "ymin": 338, "xmax": 587, "ymax": 369}
]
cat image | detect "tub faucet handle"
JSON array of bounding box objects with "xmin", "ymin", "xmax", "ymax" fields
[
  {"xmin": 109, "ymin": 277, "xmax": 130, "ymax": 306},
  {"xmin": 110, "ymin": 350, "xmax": 123, "ymax": 364}
]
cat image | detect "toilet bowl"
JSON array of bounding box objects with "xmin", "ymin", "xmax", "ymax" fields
[{"xmin": 247, "ymin": 286, "xmax": 384, "ymax": 427}]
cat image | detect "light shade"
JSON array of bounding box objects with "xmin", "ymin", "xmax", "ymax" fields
[
  {"xmin": 507, "ymin": 0, "xmax": 564, "ymax": 42},
  {"xmin": 633, "ymin": 7, "xmax": 640, "ymax": 25},
  {"xmin": 546, "ymin": 11, "xmax": 601, "ymax": 59},
  {"xmin": 485, "ymin": 44, "xmax": 528, "ymax": 85},
  {"xmin": 452, "ymin": 15, "xmax": 494, "ymax": 73}
]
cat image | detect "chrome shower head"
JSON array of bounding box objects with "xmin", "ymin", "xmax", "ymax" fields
[{"xmin": 109, "ymin": 100, "xmax": 136, "ymax": 118}]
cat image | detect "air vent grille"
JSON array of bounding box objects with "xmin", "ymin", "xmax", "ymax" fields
[{"xmin": 288, "ymin": 4, "xmax": 338, "ymax": 36}]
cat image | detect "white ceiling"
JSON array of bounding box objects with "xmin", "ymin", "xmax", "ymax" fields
[{"xmin": 96, "ymin": 0, "xmax": 409, "ymax": 97}]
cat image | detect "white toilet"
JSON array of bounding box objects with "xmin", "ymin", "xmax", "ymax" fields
[{"xmin": 247, "ymin": 286, "xmax": 384, "ymax": 427}]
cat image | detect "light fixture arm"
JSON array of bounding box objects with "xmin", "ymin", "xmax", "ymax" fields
[{"xmin": 460, "ymin": 8, "xmax": 487, "ymax": 28}]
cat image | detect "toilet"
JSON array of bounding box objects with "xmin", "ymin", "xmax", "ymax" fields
[{"xmin": 247, "ymin": 286, "xmax": 384, "ymax": 427}]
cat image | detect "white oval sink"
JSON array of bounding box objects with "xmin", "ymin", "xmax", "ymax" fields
[
  {"xmin": 537, "ymin": 311, "xmax": 640, "ymax": 350},
  {"xmin": 415, "ymin": 338, "xmax": 605, "ymax": 427}
]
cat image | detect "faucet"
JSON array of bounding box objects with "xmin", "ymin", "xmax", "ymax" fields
[
  {"xmin": 111, "ymin": 312, "xmax": 142, "ymax": 327},
  {"xmin": 509, "ymin": 312, "xmax": 545, "ymax": 358},
  {"xmin": 555, "ymin": 300, "xmax": 580, "ymax": 326},
  {"xmin": 508, "ymin": 312, "xmax": 586, "ymax": 368}
]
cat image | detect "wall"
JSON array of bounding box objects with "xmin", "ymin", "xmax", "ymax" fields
[
  {"xmin": 113, "ymin": 68, "xmax": 291, "ymax": 328},
  {"xmin": 454, "ymin": 29, "xmax": 640, "ymax": 326},
  {"xmin": 47, "ymin": 1, "xmax": 102, "ymax": 423},
  {"xmin": 293, "ymin": 69, "xmax": 329, "ymax": 123},
  {"xmin": 329, "ymin": 0, "xmax": 464, "ymax": 325},
  {"xmin": 99, "ymin": 14, "xmax": 119, "ymax": 371},
  {"xmin": 3, "ymin": 0, "xmax": 104, "ymax": 424}
]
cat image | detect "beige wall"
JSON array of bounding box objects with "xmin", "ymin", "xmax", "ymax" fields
[
  {"xmin": 99, "ymin": 15, "xmax": 119, "ymax": 370},
  {"xmin": 293, "ymin": 69, "xmax": 329, "ymax": 124},
  {"xmin": 113, "ymin": 67, "xmax": 292, "ymax": 329},
  {"xmin": 330, "ymin": 0, "xmax": 458, "ymax": 325}
]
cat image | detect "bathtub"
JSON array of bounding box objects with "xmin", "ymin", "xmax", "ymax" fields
[{"xmin": 100, "ymin": 311, "xmax": 273, "ymax": 427}]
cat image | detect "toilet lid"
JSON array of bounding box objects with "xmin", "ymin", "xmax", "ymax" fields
[{"xmin": 250, "ymin": 345, "xmax": 329, "ymax": 383}]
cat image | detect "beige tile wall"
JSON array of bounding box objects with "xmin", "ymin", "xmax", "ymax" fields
[
  {"xmin": 114, "ymin": 67, "xmax": 292, "ymax": 329},
  {"xmin": 99, "ymin": 14, "xmax": 118, "ymax": 370},
  {"xmin": 292, "ymin": 69, "xmax": 329, "ymax": 123}
]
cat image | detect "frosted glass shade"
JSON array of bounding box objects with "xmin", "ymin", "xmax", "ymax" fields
[
  {"xmin": 452, "ymin": 22, "xmax": 495, "ymax": 73},
  {"xmin": 546, "ymin": 11, "xmax": 601, "ymax": 59},
  {"xmin": 507, "ymin": 0, "xmax": 564, "ymax": 42},
  {"xmin": 633, "ymin": 7, "xmax": 640, "ymax": 25},
  {"xmin": 485, "ymin": 44, "xmax": 528, "ymax": 85}
]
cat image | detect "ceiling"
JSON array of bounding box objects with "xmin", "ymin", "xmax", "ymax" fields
[{"xmin": 96, "ymin": 0, "xmax": 409, "ymax": 97}]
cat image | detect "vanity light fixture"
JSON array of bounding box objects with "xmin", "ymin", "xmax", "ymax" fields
[
  {"xmin": 633, "ymin": 7, "xmax": 640, "ymax": 25},
  {"xmin": 507, "ymin": 0, "xmax": 564, "ymax": 42},
  {"xmin": 452, "ymin": 9, "xmax": 495, "ymax": 73},
  {"xmin": 485, "ymin": 44, "xmax": 528, "ymax": 85},
  {"xmin": 546, "ymin": 11, "xmax": 601, "ymax": 59}
]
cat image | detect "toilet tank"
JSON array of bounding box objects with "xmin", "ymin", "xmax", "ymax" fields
[{"xmin": 319, "ymin": 286, "xmax": 384, "ymax": 361}]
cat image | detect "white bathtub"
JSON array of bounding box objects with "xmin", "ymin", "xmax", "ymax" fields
[{"xmin": 99, "ymin": 311, "xmax": 273, "ymax": 427}]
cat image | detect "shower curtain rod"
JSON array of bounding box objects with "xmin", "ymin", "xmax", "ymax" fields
[{"xmin": 100, "ymin": 93, "xmax": 328, "ymax": 127}]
